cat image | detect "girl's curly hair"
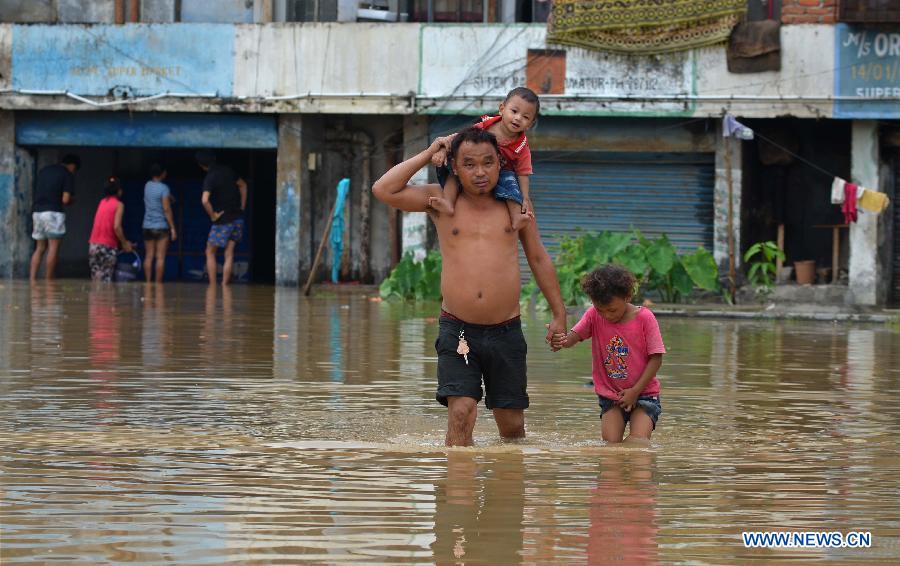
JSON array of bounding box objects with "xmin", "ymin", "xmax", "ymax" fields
[{"xmin": 581, "ymin": 264, "xmax": 637, "ymax": 305}]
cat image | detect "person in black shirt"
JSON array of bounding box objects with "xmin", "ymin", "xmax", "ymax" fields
[
  {"xmin": 196, "ymin": 150, "xmax": 248, "ymax": 285},
  {"xmin": 30, "ymin": 154, "xmax": 80, "ymax": 281}
]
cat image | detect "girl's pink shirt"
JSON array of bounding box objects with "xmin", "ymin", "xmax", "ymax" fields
[{"xmin": 572, "ymin": 306, "xmax": 666, "ymax": 399}]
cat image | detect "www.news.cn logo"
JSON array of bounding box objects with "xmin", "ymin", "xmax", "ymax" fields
[{"xmin": 743, "ymin": 531, "xmax": 872, "ymax": 549}]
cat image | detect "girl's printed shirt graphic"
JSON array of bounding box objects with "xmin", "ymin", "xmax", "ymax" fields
[{"xmin": 604, "ymin": 335, "xmax": 629, "ymax": 379}]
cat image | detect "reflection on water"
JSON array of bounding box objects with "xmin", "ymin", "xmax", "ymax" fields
[{"xmin": 1, "ymin": 281, "xmax": 899, "ymax": 563}]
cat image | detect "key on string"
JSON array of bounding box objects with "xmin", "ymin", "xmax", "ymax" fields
[{"xmin": 457, "ymin": 329, "xmax": 470, "ymax": 365}]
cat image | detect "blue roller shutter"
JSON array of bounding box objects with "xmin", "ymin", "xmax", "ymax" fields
[{"xmin": 526, "ymin": 151, "xmax": 715, "ymax": 269}]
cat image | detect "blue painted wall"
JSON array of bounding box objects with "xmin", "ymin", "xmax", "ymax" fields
[
  {"xmin": 16, "ymin": 112, "xmax": 277, "ymax": 149},
  {"xmin": 12, "ymin": 24, "xmax": 234, "ymax": 96}
]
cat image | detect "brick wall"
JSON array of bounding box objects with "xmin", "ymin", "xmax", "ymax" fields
[{"xmin": 781, "ymin": 0, "xmax": 837, "ymax": 24}]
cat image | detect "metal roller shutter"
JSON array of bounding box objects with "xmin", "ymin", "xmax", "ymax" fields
[{"xmin": 522, "ymin": 151, "xmax": 715, "ymax": 275}]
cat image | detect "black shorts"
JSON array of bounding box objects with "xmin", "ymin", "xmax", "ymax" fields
[
  {"xmin": 435, "ymin": 314, "xmax": 529, "ymax": 410},
  {"xmin": 143, "ymin": 228, "xmax": 169, "ymax": 241}
]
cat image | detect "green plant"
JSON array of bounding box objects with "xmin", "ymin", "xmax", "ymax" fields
[
  {"xmin": 379, "ymin": 250, "xmax": 442, "ymax": 301},
  {"xmin": 743, "ymin": 241, "xmax": 785, "ymax": 289},
  {"xmin": 522, "ymin": 230, "xmax": 719, "ymax": 308}
]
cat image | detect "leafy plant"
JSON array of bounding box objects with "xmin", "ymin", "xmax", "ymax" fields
[
  {"xmin": 522, "ymin": 230, "xmax": 720, "ymax": 308},
  {"xmin": 743, "ymin": 241, "xmax": 785, "ymax": 289},
  {"xmin": 379, "ymin": 251, "xmax": 442, "ymax": 301}
]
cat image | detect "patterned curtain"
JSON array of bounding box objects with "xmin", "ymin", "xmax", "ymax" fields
[{"xmin": 548, "ymin": 0, "xmax": 748, "ymax": 55}]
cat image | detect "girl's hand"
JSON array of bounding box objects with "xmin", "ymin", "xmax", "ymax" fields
[
  {"xmin": 617, "ymin": 387, "xmax": 639, "ymax": 411},
  {"xmin": 170, "ymin": 228, "xmax": 178, "ymax": 242}
]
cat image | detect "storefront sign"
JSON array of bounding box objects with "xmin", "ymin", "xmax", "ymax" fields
[
  {"xmin": 12, "ymin": 24, "xmax": 234, "ymax": 97},
  {"xmin": 834, "ymin": 23, "xmax": 900, "ymax": 118},
  {"xmin": 419, "ymin": 25, "xmax": 692, "ymax": 115}
]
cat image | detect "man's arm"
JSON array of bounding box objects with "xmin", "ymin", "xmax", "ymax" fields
[
  {"xmin": 162, "ymin": 195, "xmax": 177, "ymax": 241},
  {"xmin": 237, "ymin": 178, "xmax": 248, "ymax": 211},
  {"xmin": 372, "ymin": 139, "xmax": 444, "ymax": 212},
  {"xmin": 62, "ymin": 173, "xmax": 74, "ymax": 205},
  {"xmin": 201, "ymin": 191, "xmax": 221, "ymax": 221},
  {"xmin": 519, "ymin": 219, "xmax": 566, "ymax": 349}
]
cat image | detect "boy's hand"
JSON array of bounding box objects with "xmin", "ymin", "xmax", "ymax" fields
[{"xmin": 617, "ymin": 387, "xmax": 639, "ymax": 412}]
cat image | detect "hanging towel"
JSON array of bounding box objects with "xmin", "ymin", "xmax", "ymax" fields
[
  {"xmin": 723, "ymin": 113, "xmax": 754, "ymax": 140},
  {"xmin": 842, "ymin": 183, "xmax": 858, "ymax": 223},
  {"xmin": 831, "ymin": 177, "xmax": 846, "ymax": 204},
  {"xmin": 858, "ymin": 189, "xmax": 890, "ymax": 214}
]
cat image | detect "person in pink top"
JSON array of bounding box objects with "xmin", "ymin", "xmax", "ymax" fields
[
  {"xmin": 88, "ymin": 176, "xmax": 134, "ymax": 282},
  {"xmin": 552, "ymin": 265, "xmax": 665, "ymax": 445}
]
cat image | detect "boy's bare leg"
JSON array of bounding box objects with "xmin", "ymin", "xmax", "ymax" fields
[
  {"xmin": 45, "ymin": 239, "xmax": 61, "ymax": 280},
  {"xmin": 601, "ymin": 406, "xmax": 627, "ymax": 443},
  {"xmin": 507, "ymin": 200, "xmax": 531, "ymax": 231},
  {"xmin": 30, "ymin": 240, "xmax": 47, "ymax": 282},
  {"xmin": 623, "ymin": 408, "xmax": 653, "ymax": 446},
  {"xmin": 427, "ymin": 175, "xmax": 459, "ymax": 215}
]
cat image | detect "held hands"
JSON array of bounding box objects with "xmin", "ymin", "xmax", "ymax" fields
[
  {"xmin": 545, "ymin": 321, "xmax": 568, "ymax": 352},
  {"xmin": 429, "ymin": 134, "xmax": 458, "ymax": 167}
]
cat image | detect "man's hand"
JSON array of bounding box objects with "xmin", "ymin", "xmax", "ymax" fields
[
  {"xmin": 548, "ymin": 328, "xmax": 569, "ymax": 350},
  {"xmin": 545, "ymin": 314, "xmax": 567, "ymax": 352},
  {"xmin": 211, "ymin": 211, "xmax": 224, "ymax": 222},
  {"xmin": 122, "ymin": 241, "xmax": 134, "ymax": 253},
  {"xmin": 617, "ymin": 387, "xmax": 639, "ymax": 412},
  {"xmin": 431, "ymin": 147, "xmax": 450, "ymax": 168}
]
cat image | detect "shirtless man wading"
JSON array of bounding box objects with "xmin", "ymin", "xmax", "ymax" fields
[{"xmin": 372, "ymin": 127, "xmax": 567, "ymax": 446}]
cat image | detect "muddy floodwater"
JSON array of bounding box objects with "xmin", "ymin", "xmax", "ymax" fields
[{"xmin": 1, "ymin": 281, "xmax": 899, "ymax": 564}]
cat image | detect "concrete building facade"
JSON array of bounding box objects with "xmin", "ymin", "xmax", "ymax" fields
[{"xmin": 0, "ymin": 1, "xmax": 896, "ymax": 304}]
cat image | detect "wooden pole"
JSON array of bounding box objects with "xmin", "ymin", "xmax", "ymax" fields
[
  {"xmin": 832, "ymin": 226, "xmax": 839, "ymax": 283},
  {"xmin": 128, "ymin": 0, "xmax": 139, "ymax": 22},
  {"xmin": 303, "ymin": 198, "xmax": 339, "ymax": 296},
  {"xmin": 724, "ymin": 136, "xmax": 736, "ymax": 302},
  {"xmin": 776, "ymin": 223, "xmax": 785, "ymax": 280},
  {"xmin": 115, "ymin": 0, "xmax": 125, "ymax": 24},
  {"xmin": 359, "ymin": 149, "xmax": 372, "ymax": 282}
]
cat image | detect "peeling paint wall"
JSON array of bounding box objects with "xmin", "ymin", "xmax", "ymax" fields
[
  {"xmin": 0, "ymin": 23, "xmax": 871, "ymax": 118},
  {"xmin": 849, "ymin": 121, "xmax": 886, "ymax": 305},
  {"xmin": 276, "ymin": 115, "xmax": 303, "ymax": 285},
  {"xmin": 232, "ymin": 23, "xmax": 418, "ymax": 99},
  {"xmin": 0, "ymin": 111, "xmax": 36, "ymax": 279}
]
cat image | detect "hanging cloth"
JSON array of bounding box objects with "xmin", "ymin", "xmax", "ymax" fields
[
  {"xmin": 858, "ymin": 188, "xmax": 890, "ymax": 214},
  {"xmin": 842, "ymin": 182, "xmax": 858, "ymax": 223},
  {"xmin": 830, "ymin": 177, "xmax": 846, "ymax": 205},
  {"xmin": 330, "ymin": 178, "xmax": 351, "ymax": 283},
  {"xmin": 723, "ymin": 113, "xmax": 754, "ymax": 140}
]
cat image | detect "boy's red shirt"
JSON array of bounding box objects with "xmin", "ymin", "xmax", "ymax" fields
[{"xmin": 474, "ymin": 115, "xmax": 533, "ymax": 175}]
